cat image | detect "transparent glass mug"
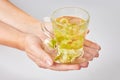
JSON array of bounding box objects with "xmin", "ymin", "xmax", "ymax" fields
[{"xmin": 42, "ymin": 7, "xmax": 90, "ymax": 64}]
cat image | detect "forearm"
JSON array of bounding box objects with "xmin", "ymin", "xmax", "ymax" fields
[
  {"xmin": 0, "ymin": 0, "xmax": 42, "ymax": 35},
  {"xmin": 0, "ymin": 21, "xmax": 25, "ymax": 50}
]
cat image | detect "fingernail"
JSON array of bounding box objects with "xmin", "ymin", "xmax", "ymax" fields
[
  {"xmin": 97, "ymin": 45, "xmax": 101, "ymax": 50},
  {"xmin": 46, "ymin": 59, "xmax": 53, "ymax": 66},
  {"xmin": 95, "ymin": 54, "xmax": 99, "ymax": 57}
]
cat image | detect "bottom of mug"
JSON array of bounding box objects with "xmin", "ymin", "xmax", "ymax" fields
[{"xmin": 43, "ymin": 38, "xmax": 86, "ymax": 64}]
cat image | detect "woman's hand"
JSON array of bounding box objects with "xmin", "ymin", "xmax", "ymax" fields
[
  {"xmin": 44, "ymin": 22, "xmax": 101, "ymax": 67},
  {"xmin": 24, "ymin": 32, "xmax": 101, "ymax": 71},
  {"xmin": 0, "ymin": 20, "xmax": 101, "ymax": 71},
  {"xmin": 24, "ymin": 34, "xmax": 85, "ymax": 71},
  {"xmin": 80, "ymin": 39, "xmax": 100, "ymax": 67},
  {"xmin": 21, "ymin": 22, "xmax": 101, "ymax": 71}
]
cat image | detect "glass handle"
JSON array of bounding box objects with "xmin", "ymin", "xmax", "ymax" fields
[
  {"xmin": 41, "ymin": 17, "xmax": 54, "ymax": 38},
  {"xmin": 41, "ymin": 17, "xmax": 56, "ymax": 55}
]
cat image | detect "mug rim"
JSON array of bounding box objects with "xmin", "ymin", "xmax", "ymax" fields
[{"xmin": 51, "ymin": 7, "xmax": 90, "ymax": 24}]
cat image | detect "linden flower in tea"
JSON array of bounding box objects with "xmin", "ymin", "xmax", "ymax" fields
[{"xmin": 49, "ymin": 16, "xmax": 87, "ymax": 63}]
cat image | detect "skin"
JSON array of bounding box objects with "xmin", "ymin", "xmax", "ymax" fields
[{"xmin": 0, "ymin": 0, "xmax": 101, "ymax": 71}]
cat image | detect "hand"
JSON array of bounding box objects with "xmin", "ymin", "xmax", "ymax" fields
[
  {"xmin": 24, "ymin": 33, "xmax": 100, "ymax": 71},
  {"xmin": 24, "ymin": 34, "xmax": 85, "ymax": 71},
  {"xmin": 44, "ymin": 22, "xmax": 101, "ymax": 67},
  {"xmin": 22, "ymin": 22, "xmax": 101, "ymax": 71},
  {"xmin": 84, "ymin": 39, "xmax": 100, "ymax": 60},
  {"xmin": 80, "ymin": 39, "xmax": 101, "ymax": 67}
]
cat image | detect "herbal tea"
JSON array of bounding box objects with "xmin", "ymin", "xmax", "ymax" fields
[{"xmin": 49, "ymin": 16, "xmax": 88, "ymax": 63}]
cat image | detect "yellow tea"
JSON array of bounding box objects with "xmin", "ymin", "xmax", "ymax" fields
[{"xmin": 49, "ymin": 16, "xmax": 87, "ymax": 63}]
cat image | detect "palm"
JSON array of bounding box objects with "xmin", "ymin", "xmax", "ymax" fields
[{"xmin": 23, "ymin": 32, "xmax": 100, "ymax": 71}]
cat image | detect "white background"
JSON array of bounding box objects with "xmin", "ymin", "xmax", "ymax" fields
[{"xmin": 0, "ymin": 0, "xmax": 120, "ymax": 80}]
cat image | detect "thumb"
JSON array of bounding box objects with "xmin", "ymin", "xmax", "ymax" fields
[
  {"xmin": 26, "ymin": 35, "xmax": 53, "ymax": 66},
  {"xmin": 39, "ymin": 48, "xmax": 53, "ymax": 66}
]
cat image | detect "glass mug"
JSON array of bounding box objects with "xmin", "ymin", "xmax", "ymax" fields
[{"xmin": 42, "ymin": 7, "xmax": 90, "ymax": 64}]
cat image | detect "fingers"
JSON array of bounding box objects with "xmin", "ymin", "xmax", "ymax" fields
[
  {"xmin": 83, "ymin": 39, "xmax": 100, "ymax": 61},
  {"xmin": 83, "ymin": 52, "xmax": 93, "ymax": 61},
  {"xmin": 84, "ymin": 39, "xmax": 101, "ymax": 50},
  {"xmin": 25, "ymin": 35, "xmax": 101, "ymax": 71},
  {"xmin": 82, "ymin": 39, "xmax": 101, "ymax": 65},
  {"xmin": 49, "ymin": 63, "xmax": 81, "ymax": 71},
  {"xmin": 83, "ymin": 45, "xmax": 100, "ymax": 62},
  {"xmin": 75, "ymin": 57, "xmax": 89, "ymax": 68},
  {"xmin": 27, "ymin": 52, "xmax": 81, "ymax": 71},
  {"xmin": 39, "ymin": 48, "xmax": 53, "ymax": 66},
  {"xmin": 27, "ymin": 49, "xmax": 89, "ymax": 71},
  {"xmin": 84, "ymin": 46, "xmax": 99, "ymax": 58},
  {"xmin": 27, "ymin": 53, "xmax": 47, "ymax": 68},
  {"xmin": 26, "ymin": 38, "xmax": 53, "ymax": 66},
  {"xmin": 27, "ymin": 49, "xmax": 82, "ymax": 71},
  {"xmin": 80, "ymin": 62, "xmax": 89, "ymax": 68},
  {"xmin": 28, "ymin": 50, "xmax": 53, "ymax": 67}
]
